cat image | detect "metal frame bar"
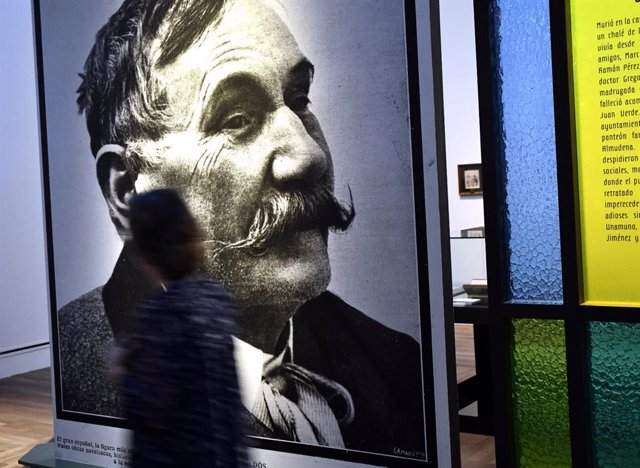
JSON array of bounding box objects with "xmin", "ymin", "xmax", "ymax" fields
[{"xmin": 472, "ymin": 1, "xmax": 514, "ymax": 466}]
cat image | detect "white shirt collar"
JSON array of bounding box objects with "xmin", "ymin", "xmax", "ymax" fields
[{"xmin": 232, "ymin": 319, "xmax": 294, "ymax": 412}]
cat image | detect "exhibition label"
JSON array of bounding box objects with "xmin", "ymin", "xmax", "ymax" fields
[{"xmin": 570, "ymin": 0, "xmax": 640, "ymax": 305}]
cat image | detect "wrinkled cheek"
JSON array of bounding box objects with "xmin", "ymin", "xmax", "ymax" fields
[
  {"xmin": 131, "ymin": 134, "xmax": 205, "ymax": 192},
  {"xmin": 186, "ymin": 178, "xmax": 232, "ymax": 242},
  {"xmin": 134, "ymin": 162, "xmax": 193, "ymax": 194},
  {"xmin": 187, "ymin": 160, "xmax": 260, "ymax": 243}
]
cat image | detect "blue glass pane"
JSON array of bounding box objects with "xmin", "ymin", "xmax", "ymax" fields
[{"xmin": 492, "ymin": 0, "xmax": 562, "ymax": 303}]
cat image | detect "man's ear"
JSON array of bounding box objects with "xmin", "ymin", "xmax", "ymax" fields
[{"xmin": 95, "ymin": 144, "xmax": 137, "ymax": 240}]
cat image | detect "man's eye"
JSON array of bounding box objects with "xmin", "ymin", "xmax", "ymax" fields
[
  {"xmin": 289, "ymin": 95, "xmax": 311, "ymax": 112},
  {"xmin": 222, "ymin": 113, "xmax": 251, "ymax": 130}
]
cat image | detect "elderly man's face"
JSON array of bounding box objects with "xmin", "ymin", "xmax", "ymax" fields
[{"xmin": 131, "ymin": 0, "xmax": 333, "ymax": 309}]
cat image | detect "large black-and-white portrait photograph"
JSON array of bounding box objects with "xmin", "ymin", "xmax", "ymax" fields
[{"xmin": 36, "ymin": 0, "xmax": 434, "ymax": 465}]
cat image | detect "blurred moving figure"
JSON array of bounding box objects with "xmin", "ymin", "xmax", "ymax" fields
[{"xmin": 121, "ymin": 189, "xmax": 246, "ymax": 468}]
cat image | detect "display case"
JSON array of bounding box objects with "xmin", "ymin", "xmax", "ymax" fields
[
  {"xmin": 450, "ymin": 232, "xmax": 487, "ymax": 306},
  {"xmin": 450, "ymin": 230, "xmax": 492, "ymax": 436}
]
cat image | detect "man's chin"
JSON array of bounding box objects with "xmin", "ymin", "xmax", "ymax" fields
[{"xmin": 204, "ymin": 229, "xmax": 331, "ymax": 309}]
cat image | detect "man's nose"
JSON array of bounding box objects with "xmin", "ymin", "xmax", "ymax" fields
[{"xmin": 269, "ymin": 107, "xmax": 328, "ymax": 187}]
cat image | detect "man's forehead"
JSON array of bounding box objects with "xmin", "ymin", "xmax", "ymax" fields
[
  {"xmin": 149, "ymin": 0, "xmax": 298, "ymax": 68},
  {"xmin": 255, "ymin": 0, "xmax": 289, "ymax": 25},
  {"xmin": 144, "ymin": 0, "xmax": 307, "ymax": 127}
]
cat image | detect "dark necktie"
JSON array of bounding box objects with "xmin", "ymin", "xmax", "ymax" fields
[{"xmin": 252, "ymin": 362, "xmax": 354, "ymax": 447}]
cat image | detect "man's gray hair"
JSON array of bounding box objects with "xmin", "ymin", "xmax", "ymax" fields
[{"xmin": 77, "ymin": 0, "xmax": 226, "ymax": 157}]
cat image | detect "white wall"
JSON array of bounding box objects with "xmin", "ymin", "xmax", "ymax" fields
[
  {"xmin": 0, "ymin": 0, "xmax": 51, "ymax": 378},
  {"xmin": 440, "ymin": 0, "xmax": 487, "ymax": 291},
  {"xmin": 440, "ymin": 0, "xmax": 484, "ymax": 236}
]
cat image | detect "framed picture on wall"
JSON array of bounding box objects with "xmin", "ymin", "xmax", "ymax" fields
[{"xmin": 458, "ymin": 163, "xmax": 483, "ymax": 196}]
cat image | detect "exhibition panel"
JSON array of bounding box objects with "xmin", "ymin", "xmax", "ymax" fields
[
  {"xmin": 475, "ymin": 0, "xmax": 640, "ymax": 466},
  {"xmin": 28, "ymin": 0, "xmax": 640, "ymax": 466},
  {"xmin": 569, "ymin": 0, "xmax": 640, "ymax": 306},
  {"xmin": 567, "ymin": 2, "xmax": 640, "ymax": 463},
  {"xmin": 33, "ymin": 0, "xmax": 453, "ymax": 467}
]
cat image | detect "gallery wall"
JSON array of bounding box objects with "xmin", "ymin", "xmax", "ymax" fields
[
  {"xmin": 440, "ymin": 0, "xmax": 484, "ymax": 236},
  {"xmin": 0, "ymin": 0, "xmax": 50, "ymax": 378},
  {"xmin": 439, "ymin": 0, "xmax": 487, "ymax": 291}
]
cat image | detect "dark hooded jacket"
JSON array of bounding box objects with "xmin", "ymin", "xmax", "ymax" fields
[{"xmin": 122, "ymin": 275, "xmax": 246, "ymax": 468}]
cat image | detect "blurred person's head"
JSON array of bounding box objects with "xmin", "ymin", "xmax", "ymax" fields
[
  {"xmin": 78, "ymin": 0, "xmax": 354, "ymax": 336},
  {"xmin": 129, "ymin": 189, "xmax": 203, "ymax": 282}
]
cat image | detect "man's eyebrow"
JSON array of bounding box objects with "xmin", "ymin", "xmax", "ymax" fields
[
  {"xmin": 290, "ymin": 59, "xmax": 315, "ymax": 82},
  {"xmin": 195, "ymin": 60, "xmax": 316, "ymax": 128},
  {"xmin": 197, "ymin": 73, "xmax": 268, "ymax": 127}
]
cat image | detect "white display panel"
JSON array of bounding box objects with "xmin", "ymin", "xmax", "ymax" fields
[{"xmin": 34, "ymin": 0, "xmax": 451, "ymax": 466}]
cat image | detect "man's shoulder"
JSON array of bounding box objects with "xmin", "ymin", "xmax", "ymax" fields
[
  {"xmin": 58, "ymin": 287, "xmax": 106, "ymax": 327},
  {"xmin": 292, "ymin": 291, "xmax": 425, "ymax": 458},
  {"xmin": 58, "ymin": 286, "xmax": 113, "ymax": 345},
  {"xmin": 60, "ymin": 286, "xmax": 104, "ymax": 308},
  {"xmin": 57, "ymin": 286, "xmax": 122, "ymax": 417},
  {"xmin": 292, "ymin": 290, "xmax": 421, "ymax": 380},
  {"xmin": 294, "ymin": 291, "xmax": 419, "ymax": 348}
]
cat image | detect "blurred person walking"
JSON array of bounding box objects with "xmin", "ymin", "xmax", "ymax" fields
[{"xmin": 120, "ymin": 189, "xmax": 246, "ymax": 468}]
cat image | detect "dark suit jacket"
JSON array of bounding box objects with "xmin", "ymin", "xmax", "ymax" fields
[
  {"xmin": 57, "ymin": 249, "xmax": 426, "ymax": 460},
  {"xmin": 291, "ymin": 292, "xmax": 426, "ymax": 459}
]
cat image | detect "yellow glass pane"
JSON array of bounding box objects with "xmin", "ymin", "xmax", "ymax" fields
[{"xmin": 570, "ymin": 0, "xmax": 640, "ymax": 305}]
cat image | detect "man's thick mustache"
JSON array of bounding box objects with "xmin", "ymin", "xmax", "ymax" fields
[{"xmin": 209, "ymin": 185, "xmax": 355, "ymax": 257}]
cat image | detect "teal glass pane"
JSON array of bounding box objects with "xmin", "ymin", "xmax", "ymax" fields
[
  {"xmin": 589, "ymin": 322, "xmax": 640, "ymax": 468},
  {"xmin": 491, "ymin": 0, "xmax": 562, "ymax": 303},
  {"xmin": 511, "ymin": 319, "xmax": 571, "ymax": 468}
]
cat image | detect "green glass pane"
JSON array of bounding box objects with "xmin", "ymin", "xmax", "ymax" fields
[
  {"xmin": 511, "ymin": 319, "xmax": 571, "ymax": 468},
  {"xmin": 589, "ymin": 322, "xmax": 640, "ymax": 468}
]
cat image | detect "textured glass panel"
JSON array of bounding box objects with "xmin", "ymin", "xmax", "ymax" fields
[
  {"xmin": 492, "ymin": 0, "xmax": 562, "ymax": 302},
  {"xmin": 511, "ymin": 319, "xmax": 571, "ymax": 468},
  {"xmin": 570, "ymin": 0, "xmax": 640, "ymax": 306},
  {"xmin": 589, "ymin": 322, "xmax": 640, "ymax": 468}
]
